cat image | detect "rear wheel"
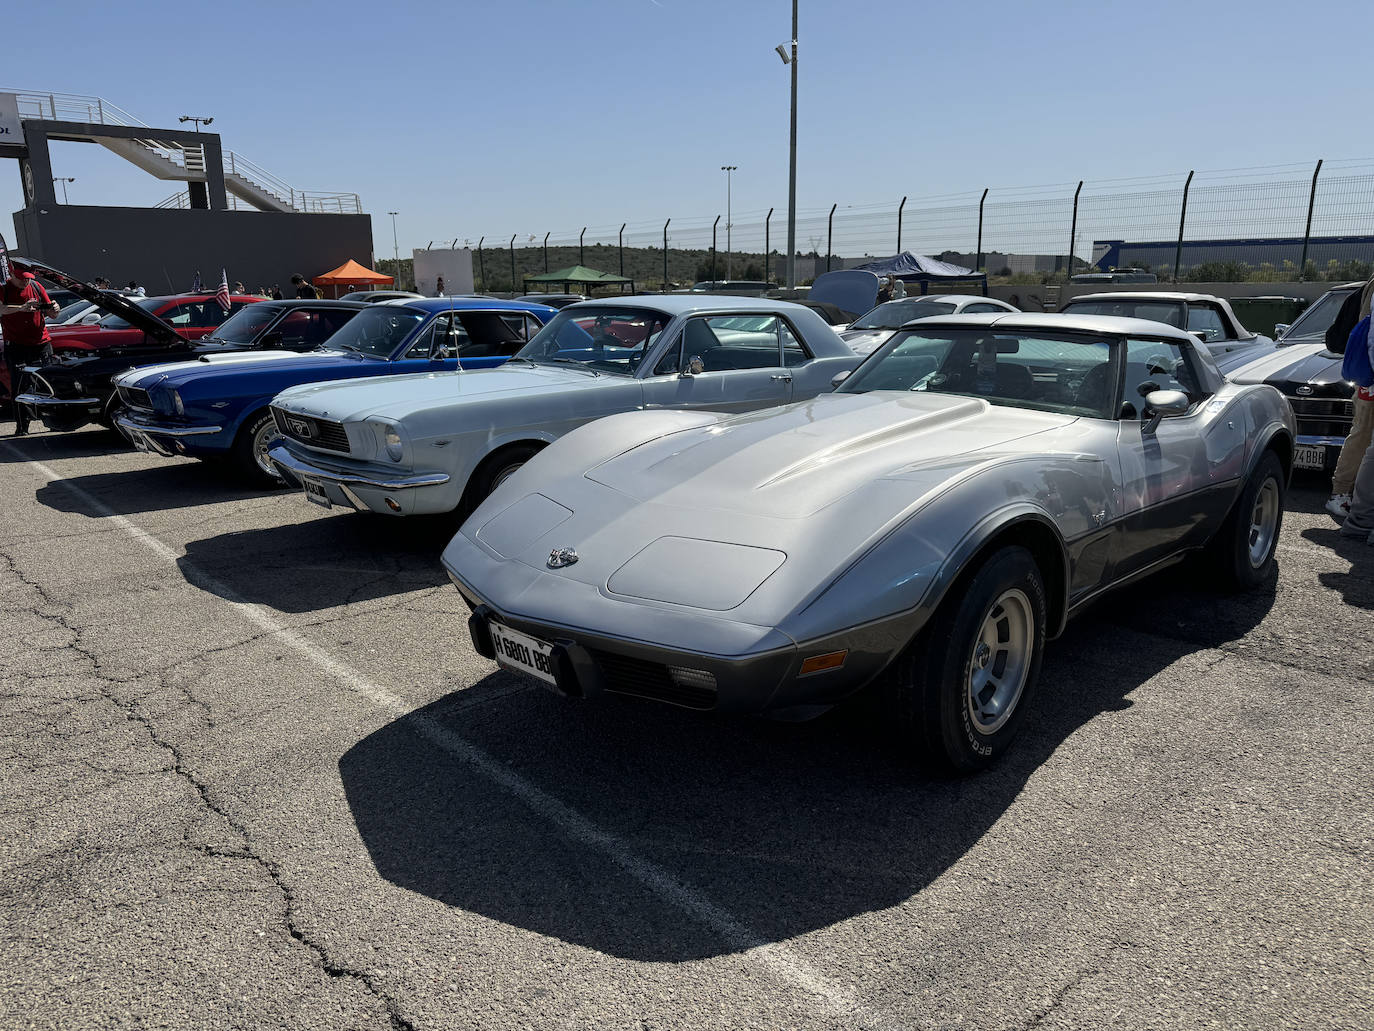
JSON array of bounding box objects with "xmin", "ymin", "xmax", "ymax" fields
[
  {"xmin": 1210, "ymin": 450, "xmax": 1284, "ymax": 590},
  {"xmin": 231, "ymin": 410, "xmax": 286, "ymax": 488},
  {"xmin": 881, "ymin": 545, "xmax": 1047, "ymax": 772}
]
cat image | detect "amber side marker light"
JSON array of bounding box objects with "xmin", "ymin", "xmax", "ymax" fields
[{"xmin": 799, "ymin": 650, "xmax": 847, "ymax": 677}]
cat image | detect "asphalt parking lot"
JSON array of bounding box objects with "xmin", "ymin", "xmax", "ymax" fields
[{"xmin": 1, "ymin": 424, "xmax": 1370, "ymax": 1031}]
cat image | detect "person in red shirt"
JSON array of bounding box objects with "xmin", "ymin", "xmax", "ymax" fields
[{"xmin": 1, "ymin": 266, "xmax": 59, "ymax": 435}]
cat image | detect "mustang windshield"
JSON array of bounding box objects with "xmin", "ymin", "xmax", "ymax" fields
[
  {"xmin": 1279, "ymin": 287, "xmax": 1354, "ymax": 342},
  {"xmin": 1060, "ymin": 298, "xmax": 1184, "ymax": 328},
  {"xmin": 321, "ymin": 305, "xmax": 426, "ymax": 357},
  {"xmin": 516, "ymin": 305, "xmax": 671, "ymax": 375},
  {"xmin": 850, "ymin": 299, "xmax": 956, "ymax": 330},
  {"xmin": 839, "ymin": 327, "xmax": 1119, "ymax": 419},
  {"xmin": 203, "ymin": 305, "xmax": 279, "ymax": 344}
]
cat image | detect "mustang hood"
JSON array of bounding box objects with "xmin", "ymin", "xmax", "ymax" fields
[
  {"xmin": 1227, "ymin": 342, "xmax": 1344, "ymax": 388},
  {"xmin": 587, "ymin": 391, "xmax": 1076, "ymax": 520},
  {"xmin": 14, "ymin": 257, "xmax": 187, "ymax": 347},
  {"xmin": 837, "ymin": 328, "xmax": 895, "ymax": 355},
  {"xmin": 274, "ymin": 364, "xmax": 601, "ymax": 423}
]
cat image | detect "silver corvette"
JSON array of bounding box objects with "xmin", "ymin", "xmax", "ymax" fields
[{"xmin": 442, "ymin": 313, "xmax": 1294, "ymax": 771}]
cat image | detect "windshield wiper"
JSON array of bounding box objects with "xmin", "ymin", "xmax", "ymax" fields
[
  {"xmin": 548, "ymin": 357, "xmax": 599, "ymax": 376},
  {"xmin": 505, "ymin": 355, "xmax": 538, "ymax": 366}
]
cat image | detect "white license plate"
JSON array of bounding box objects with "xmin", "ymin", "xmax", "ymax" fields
[
  {"xmin": 488, "ymin": 620, "xmax": 557, "ymax": 686},
  {"xmin": 1294, "ymin": 444, "xmax": 1327, "ymax": 471},
  {"xmin": 302, "ymin": 477, "xmax": 331, "ymax": 509}
]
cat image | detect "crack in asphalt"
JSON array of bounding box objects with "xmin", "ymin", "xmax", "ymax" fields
[{"xmin": 0, "ymin": 544, "xmax": 419, "ymax": 1031}]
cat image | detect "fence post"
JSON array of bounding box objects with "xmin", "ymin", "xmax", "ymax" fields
[
  {"xmin": 477, "ymin": 236, "xmax": 485, "ymax": 293},
  {"xmin": 826, "ymin": 203, "xmax": 837, "ymax": 273},
  {"xmin": 543, "ymin": 232, "xmax": 549, "ymax": 273},
  {"xmin": 619, "ymin": 223, "xmax": 626, "ymax": 277},
  {"xmin": 1067, "ymin": 181, "xmax": 1083, "ymax": 280},
  {"xmin": 509, "ymin": 234, "xmax": 517, "ymax": 295},
  {"xmin": 897, "ymin": 196, "xmax": 906, "ymax": 254},
  {"xmin": 711, "ymin": 215, "xmax": 720, "ymax": 282},
  {"xmin": 976, "ymin": 188, "xmax": 988, "ymax": 272},
  {"xmin": 765, "ymin": 208, "xmax": 774, "ymax": 285},
  {"xmin": 663, "ymin": 219, "xmax": 670, "ymax": 289},
  {"xmin": 579, "ymin": 228, "xmax": 586, "ymax": 267},
  {"xmin": 1173, "ymin": 170, "xmax": 1194, "ymax": 283},
  {"xmin": 1300, "ymin": 159, "xmax": 1323, "ymax": 280}
]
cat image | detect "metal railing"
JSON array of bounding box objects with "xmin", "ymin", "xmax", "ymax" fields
[{"xmin": 5, "ymin": 87, "xmax": 361, "ymax": 215}]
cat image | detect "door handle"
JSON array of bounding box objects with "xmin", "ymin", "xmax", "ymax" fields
[{"xmin": 770, "ymin": 374, "xmax": 792, "ymax": 382}]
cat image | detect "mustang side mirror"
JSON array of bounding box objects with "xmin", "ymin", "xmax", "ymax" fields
[
  {"xmin": 1274, "ymin": 323, "xmax": 1290, "ymax": 339},
  {"xmin": 1143, "ymin": 389, "xmax": 1190, "ymax": 434},
  {"xmin": 679, "ymin": 355, "xmax": 705, "ymax": 378},
  {"xmin": 830, "ymin": 370, "xmax": 851, "ymax": 388}
]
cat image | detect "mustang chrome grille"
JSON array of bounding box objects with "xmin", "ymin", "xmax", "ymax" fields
[
  {"xmin": 1285, "ymin": 395, "xmax": 1354, "ymax": 439},
  {"xmin": 119, "ymin": 385, "xmax": 152, "ymax": 412},
  {"xmin": 590, "ymin": 650, "xmax": 717, "ymax": 710},
  {"xmin": 272, "ymin": 407, "xmax": 350, "ymax": 454}
]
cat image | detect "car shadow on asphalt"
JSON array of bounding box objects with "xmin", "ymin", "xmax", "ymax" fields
[
  {"xmin": 338, "ymin": 568, "xmax": 1277, "ymax": 962},
  {"xmin": 178, "ymin": 514, "xmax": 455, "ymax": 612},
  {"xmin": 35, "ymin": 459, "xmax": 272, "ymax": 516},
  {"xmin": 1299, "ymin": 525, "xmax": 1374, "ymax": 610},
  {"xmin": 0, "ymin": 425, "xmax": 128, "ymax": 463}
]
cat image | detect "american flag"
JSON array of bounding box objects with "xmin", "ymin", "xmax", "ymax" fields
[{"xmin": 215, "ymin": 269, "xmax": 231, "ymax": 311}]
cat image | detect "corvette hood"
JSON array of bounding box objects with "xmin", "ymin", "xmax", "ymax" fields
[
  {"xmin": 587, "ymin": 391, "xmax": 1076, "ymax": 520},
  {"xmin": 273, "ymin": 364, "xmax": 604, "ymax": 422}
]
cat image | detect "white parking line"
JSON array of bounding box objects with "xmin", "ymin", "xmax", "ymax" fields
[{"xmin": 9, "ymin": 446, "xmax": 889, "ymax": 1029}]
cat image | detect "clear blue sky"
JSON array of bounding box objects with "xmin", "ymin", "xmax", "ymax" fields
[{"xmin": 5, "ymin": 0, "xmax": 1372, "ymax": 258}]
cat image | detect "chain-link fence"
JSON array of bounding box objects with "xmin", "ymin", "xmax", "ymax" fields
[{"xmin": 457, "ymin": 159, "xmax": 1374, "ymax": 292}]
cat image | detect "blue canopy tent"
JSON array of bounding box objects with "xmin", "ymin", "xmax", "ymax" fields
[{"xmin": 851, "ymin": 252, "xmax": 988, "ymax": 295}]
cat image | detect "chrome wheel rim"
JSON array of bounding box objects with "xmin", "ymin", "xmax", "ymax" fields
[
  {"xmin": 1248, "ymin": 479, "xmax": 1280, "ymax": 568},
  {"xmin": 966, "ymin": 588, "xmax": 1034, "ymax": 736},
  {"xmin": 253, "ymin": 421, "xmax": 282, "ymax": 478}
]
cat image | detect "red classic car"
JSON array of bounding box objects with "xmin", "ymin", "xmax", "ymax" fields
[{"xmin": 48, "ymin": 293, "xmax": 263, "ymax": 354}]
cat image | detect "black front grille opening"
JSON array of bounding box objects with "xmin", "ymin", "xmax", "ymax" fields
[
  {"xmin": 590, "ymin": 650, "xmax": 717, "ymax": 710},
  {"xmin": 271, "ymin": 408, "xmax": 350, "ymax": 454},
  {"xmin": 122, "ymin": 386, "xmax": 152, "ymax": 411}
]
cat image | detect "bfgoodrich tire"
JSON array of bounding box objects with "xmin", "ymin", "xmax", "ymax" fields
[
  {"xmin": 231, "ymin": 410, "xmax": 286, "ymax": 488},
  {"xmin": 882, "ymin": 545, "xmax": 1047, "ymax": 773},
  {"xmin": 1210, "ymin": 450, "xmax": 1285, "ymax": 590}
]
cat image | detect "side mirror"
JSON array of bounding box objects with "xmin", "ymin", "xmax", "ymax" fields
[
  {"xmin": 1190, "ymin": 331, "xmax": 1209, "ymax": 344},
  {"xmin": 830, "ymin": 370, "xmax": 851, "ymax": 388},
  {"xmin": 679, "ymin": 355, "xmax": 705, "ymax": 378},
  {"xmin": 1143, "ymin": 389, "xmax": 1190, "ymax": 434},
  {"xmin": 1274, "ymin": 323, "xmax": 1290, "ymax": 339}
]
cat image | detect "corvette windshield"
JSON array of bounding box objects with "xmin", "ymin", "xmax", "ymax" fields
[
  {"xmin": 320, "ymin": 305, "xmax": 426, "ymax": 357},
  {"xmin": 203, "ymin": 305, "xmax": 279, "ymax": 344},
  {"xmin": 839, "ymin": 327, "xmax": 1119, "ymax": 419},
  {"xmin": 850, "ymin": 299, "xmax": 956, "ymax": 330},
  {"xmin": 516, "ymin": 305, "xmax": 671, "ymax": 376}
]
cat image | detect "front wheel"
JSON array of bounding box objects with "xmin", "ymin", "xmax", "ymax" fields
[
  {"xmin": 1209, "ymin": 450, "xmax": 1284, "ymax": 590},
  {"xmin": 231, "ymin": 410, "xmax": 286, "ymax": 488},
  {"xmin": 881, "ymin": 545, "xmax": 1047, "ymax": 773}
]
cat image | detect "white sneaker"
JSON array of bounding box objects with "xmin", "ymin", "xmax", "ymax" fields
[{"xmin": 1326, "ymin": 494, "xmax": 1352, "ymax": 521}]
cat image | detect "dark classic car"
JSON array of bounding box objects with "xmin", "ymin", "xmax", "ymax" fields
[
  {"xmin": 11, "ymin": 260, "xmax": 366, "ymax": 434},
  {"xmin": 444, "ymin": 312, "xmax": 1293, "ymax": 772},
  {"xmin": 1226, "ymin": 281, "xmax": 1364, "ymax": 473}
]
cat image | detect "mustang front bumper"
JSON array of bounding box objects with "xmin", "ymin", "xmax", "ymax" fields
[
  {"xmin": 267, "ymin": 445, "xmax": 452, "ymax": 515},
  {"xmin": 115, "ymin": 412, "xmax": 223, "ymax": 456},
  {"xmin": 14, "ymin": 392, "xmax": 103, "ymax": 424}
]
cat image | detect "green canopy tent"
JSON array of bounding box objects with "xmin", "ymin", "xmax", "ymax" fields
[{"xmin": 521, "ymin": 264, "xmax": 635, "ymax": 296}]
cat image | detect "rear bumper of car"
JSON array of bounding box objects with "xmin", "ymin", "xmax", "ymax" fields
[
  {"xmin": 267, "ymin": 444, "xmax": 453, "ymax": 515},
  {"xmin": 115, "ymin": 412, "xmax": 223, "ymax": 456}
]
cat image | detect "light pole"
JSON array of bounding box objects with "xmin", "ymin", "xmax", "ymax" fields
[
  {"xmin": 51, "ymin": 177, "xmax": 74, "ymax": 204},
  {"xmin": 776, "ymin": 1, "xmax": 798, "ymax": 288},
  {"xmin": 177, "ymin": 115, "xmax": 214, "ymax": 132},
  {"xmin": 720, "ymin": 165, "xmax": 737, "ymax": 279},
  {"xmin": 387, "ymin": 211, "xmax": 399, "ymax": 279}
]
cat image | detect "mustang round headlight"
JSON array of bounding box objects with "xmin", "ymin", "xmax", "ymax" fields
[
  {"xmin": 384, "ymin": 426, "xmax": 403, "ymax": 462},
  {"xmin": 169, "ymin": 389, "xmax": 184, "ymax": 416}
]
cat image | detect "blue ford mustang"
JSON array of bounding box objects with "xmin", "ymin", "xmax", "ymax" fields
[{"xmin": 113, "ymin": 297, "xmax": 556, "ymax": 484}]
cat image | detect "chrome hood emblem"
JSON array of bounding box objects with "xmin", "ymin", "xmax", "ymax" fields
[
  {"xmin": 1295, "ymin": 385, "xmax": 1313, "ymax": 396},
  {"xmin": 285, "ymin": 416, "xmax": 314, "ymax": 437},
  {"xmin": 547, "ymin": 547, "xmax": 579, "ymax": 569}
]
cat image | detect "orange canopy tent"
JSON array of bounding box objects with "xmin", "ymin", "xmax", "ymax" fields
[{"xmin": 312, "ymin": 259, "xmax": 394, "ymax": 298}]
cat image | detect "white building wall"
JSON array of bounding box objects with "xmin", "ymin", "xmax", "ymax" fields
[{"xmin": 412, "ymin": 248, "xmax": 475, "ymax": 296}]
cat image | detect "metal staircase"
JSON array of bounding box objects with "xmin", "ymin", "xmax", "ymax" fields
[{"xmin": 7, "ymin": 89, "xmax": 360, "ymax": 214}]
